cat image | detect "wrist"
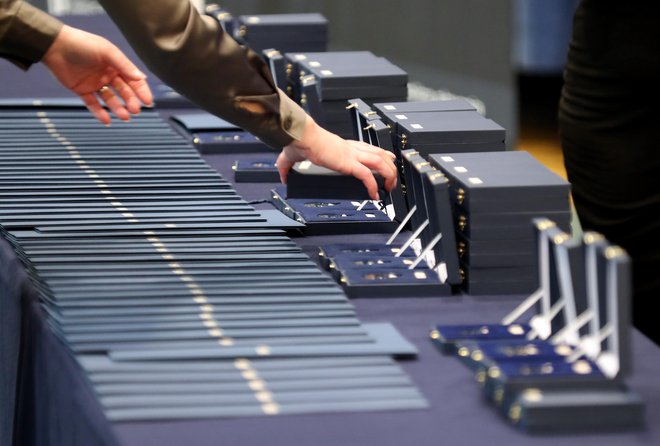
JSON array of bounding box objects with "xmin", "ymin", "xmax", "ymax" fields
[
  {"xmin": 295, "ymin": 114, "xmax": 324, "ymax": 151},
  {"xmin": 42, "ymin": 25, "xmax": 70, "ymax": 67}
]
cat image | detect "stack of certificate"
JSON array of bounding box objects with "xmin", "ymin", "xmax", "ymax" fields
[
  {"xmin": 0, "ymin": 101, "xmax": 429, "ymax": 422},
  {"xmin": 287, "ymin": 51, "xmax": 408, "ymax": 138},
  {"xmin": 429, "ymin": 151, "xmax": 571, "ymax": 295}
]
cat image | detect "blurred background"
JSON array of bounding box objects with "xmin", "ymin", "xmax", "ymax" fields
[{"xmin": 25, "ymin": 0, "xmax": 580, "ymax": 177}]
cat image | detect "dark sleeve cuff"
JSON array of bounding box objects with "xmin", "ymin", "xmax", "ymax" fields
[{"xmin": 0, "ymin": 2, "xmax": 63, "ymax": 69}]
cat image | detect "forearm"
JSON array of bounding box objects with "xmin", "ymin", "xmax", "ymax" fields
[
  {"xmin": 0, "ymin": 0, "xmax": 62, "ymax": 69},
  {"xmin": 97, "ymin": 0, "xmax": 307, "ymax": 149}
]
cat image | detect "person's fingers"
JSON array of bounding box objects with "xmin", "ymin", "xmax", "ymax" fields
[
  {"xmin": 111, "ymin": 77, "xmax": 140, "ymax": 115},
  {"xmin": 103, "ymin": 45, "xmax": 146, "ymax": 83},
  {"xmin": 350, "ymin": 142, "xmax": 398, "ymax": 183},
  {"xmin": 348, "ymin": 162, "xmax": 380, "ymax": 200},
  {"xmin": 351, "ymin": 140, "xmax": 397, "ymax": 160},
  {"xmin": 353, "ymin": 148, "xmax": 398, "ymax": 192},
  {"xmin": 357, "ymin": 145, "xmax": 398, "ymax": 180},
  {"xmin": 80, "ymin": 92, "xmax": 110, "ymax": 125},
  {"xmin": 127, "ymin": 78, "xmax": 154, "ymax": 107},
  {"xmin": 97, "ymin": 86, "xmax": 130, "ymax": 121},
  {"xmin": 104, "ymin": 42, "xmax": 153, "ymax": 108},
  {"xmin": 275, "ymin": 151, "xmax": 294, "ymax": 184}
]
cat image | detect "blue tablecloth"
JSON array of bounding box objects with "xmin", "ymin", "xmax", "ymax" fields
[{"xmin": 1, "ymin": 13, "xmax": 660, "ymax": 446}]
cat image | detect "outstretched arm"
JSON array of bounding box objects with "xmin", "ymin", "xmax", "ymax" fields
[
  {"xmin": 1, "ymin": 1, "xmax": 152, "ymax": 123},
  {"xmin": 1, "ymin": 0, "xmax": 397, "ymax": 195},
  {"xmin": 97, "ymin": 0, "xmax": 397, "ymax": 196},
  {"xmin": 41, "ymin": 25, "xmax": 153, "ymax": 124}
]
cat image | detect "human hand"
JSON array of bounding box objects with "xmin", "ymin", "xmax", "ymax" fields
[
  {"xmin": 276, "ymin": 116, "xmax": 398, "ymax": 200},
  {"xmin": 41, "ymin": 25, "xmax": 153, "ymax": 124}
]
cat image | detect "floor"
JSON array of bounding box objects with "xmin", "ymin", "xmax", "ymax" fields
[
  {"xmin": 514, "ymin": 74, "xmax": 583, "ymax": 234},
  {"xmin": 514, "ymin": 74, "xmax": 566, "ymax": 179}
]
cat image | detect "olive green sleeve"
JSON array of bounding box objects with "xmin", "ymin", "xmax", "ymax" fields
[
  {"xmin": 0, "ymin": 0, "xmax": 62, "ymax": 69},
  {"xmin": 97, "ymin": 0, "xmax": 307, "ymax": 149}
]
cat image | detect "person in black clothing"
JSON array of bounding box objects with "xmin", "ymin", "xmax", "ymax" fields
[{"xmin": 559, "ymin": 0, "xmax": 660, "ymax": 345}]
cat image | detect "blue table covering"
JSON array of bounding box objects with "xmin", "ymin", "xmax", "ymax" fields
[{"xmin": 1, "ymin": 13, "xmax": 660, "ymax": 446}]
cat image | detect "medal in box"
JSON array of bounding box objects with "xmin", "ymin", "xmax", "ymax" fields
[
  {"xmin": 270, "ymin": 187, "xmax": 395, "ymax": 236},
  {"xmin": 319, "ymin": 156, "xmax": 462, "ymax": 297},
  {"xmin": 338, "ymin": 268, "xmax": 449, "ymax": 298},
  {"xmin": 318, "ymin": 243, "xmax": 415, "ymax": 270}
]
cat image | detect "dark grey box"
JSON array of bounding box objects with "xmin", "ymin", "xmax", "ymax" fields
[
  {"xmin": 460, "ymin": 263, "xmax": 537, "ymax": 283},
  {"xmin": 232, "ymin": 158, "xmax": 279, "ymax": 183},
  {"xmin": 422, "ymin": 171, "xmax": 461, "ymax": 285},
  {"xmin": 290, "ymin": 52, "xmax": 408, "ymax": 105},
  {"xmin": 262, "ymin": 48, "xmax": 288, "ymax": 91},
  {"xmin": 374, "ymin": 99, "xmax": 476, "ymax": 115},
  {"xmin": 456, "ymin": 214, "xmax": 572, "ymax": 241},
  {"xmin": 461, "ymin": 277, "xmax": 537, "ymax": 296},
  {"xmin": 508, "ymin": 388, "xmax": 644, "ymax": 432},
  {"xmin": 205, "ymin": 4, "xmax": 237, "ymax": 36},
  {"xmin": 395, "ymin": 112, "xmax": 504, "ymax": 146},
  {"xmin": 236, "ymin": 13, "xmax": 328, "ymax": 54},
  {"xmin": 287, "ymin": 162, "xmax": 386, "ymax": 201},
  {"xmin": 430, "ymin": 151, "xmax": 571, "ymax": 214},
  {"xmin": 482, "ymin": 357, "xmax": 624, "ymax": 409}
]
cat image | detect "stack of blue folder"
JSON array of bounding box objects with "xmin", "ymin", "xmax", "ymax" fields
[{"xmin": 0, "ymin": 100, "xmax": 429, "ymax": 422}]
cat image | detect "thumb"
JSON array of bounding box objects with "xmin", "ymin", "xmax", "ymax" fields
[{"xmin": 276, "ymin": 151, "xmax": 294, "ymax": 185}]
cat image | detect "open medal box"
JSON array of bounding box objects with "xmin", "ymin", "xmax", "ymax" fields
[
  {"xmin": 429, "ymin": 219, "xmax": 645, "ymax": 432},
  {"xmin": 318, "ymin": 148, "xmax": 461, "ymax": 298},
  {"xmin": 270, "ymin": 186, "xmax": 396, "ymax": 236},
  {"xmin": 268, "ymin": 100, "xmax": 398, "ymax": 235}
]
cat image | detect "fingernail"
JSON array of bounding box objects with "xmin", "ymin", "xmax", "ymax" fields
[{"xmin": 135, "ymin": 70, "xmax": 146, "ymax": 79}]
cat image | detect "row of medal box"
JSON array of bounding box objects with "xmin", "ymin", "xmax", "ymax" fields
[
  {"xmin": 427, "ymin": 219, "xmax": 644, "ymax": 432},
  {"xmin": 430, "ymin": 323, "xmax": 643, "ymax": 432},
  {"xmin": 231, "ymin": 164, "xmax": 548, "ymax": 296}
]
